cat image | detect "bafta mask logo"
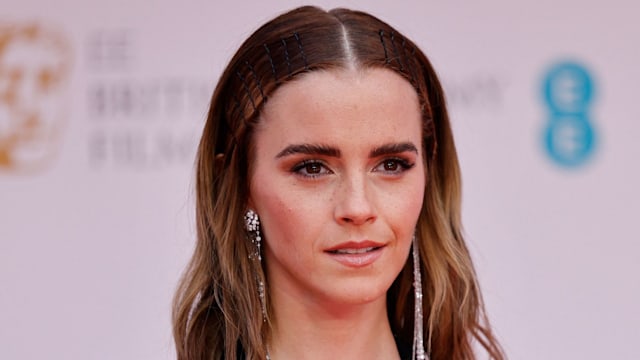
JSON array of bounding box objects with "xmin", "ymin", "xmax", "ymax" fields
[{"xmin": 0, "ymin": 24, "xmax": 71, "ymax": 173}]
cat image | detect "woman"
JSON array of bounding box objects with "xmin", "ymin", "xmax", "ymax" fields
[{"xmin": 173, "ymin": 6, "xmax": 504, "ymax": 360}]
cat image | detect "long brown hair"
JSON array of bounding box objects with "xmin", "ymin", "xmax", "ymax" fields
[{"xmin": 173, "ymin": 6, "xmax": 504, "ymax": 360}]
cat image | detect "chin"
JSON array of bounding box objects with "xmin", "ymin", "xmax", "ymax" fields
[{"xmin": 319, "ymin": 276, "xmax": 395, "ymax": 306}]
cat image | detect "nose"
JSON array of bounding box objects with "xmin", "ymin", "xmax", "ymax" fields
[{"xmin": 334, "ymin": 173, "xmax": 377, "ymax": 226}]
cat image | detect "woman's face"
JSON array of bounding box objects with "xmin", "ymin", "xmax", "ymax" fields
[{"xmin": 249, "ymin": 67, "xmax": 425, "ymax": 308}]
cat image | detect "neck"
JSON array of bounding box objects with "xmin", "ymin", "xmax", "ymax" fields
[{"xmin": 268, "ymin": 287, "xmax": 400, "ymax": 360}]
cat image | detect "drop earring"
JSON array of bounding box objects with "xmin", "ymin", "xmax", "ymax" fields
[
  {"xmin": 244, "ymin": 209, "xmax": 267, "ymax": 323},
  {"xmin": 245, "ymin": 209, "xmax": 262, "ymax": 261},
  {"xmin": 412, "ymin": 235, "xmax": 427, "ymax": 360}
]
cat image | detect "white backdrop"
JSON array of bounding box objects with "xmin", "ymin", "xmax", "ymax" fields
[{"xmin": 1, "ymin": 0, "xmax": 639, "ymax": 359}]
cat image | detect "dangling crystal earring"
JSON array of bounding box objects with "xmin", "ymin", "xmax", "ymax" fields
[
  {"xmin": 412, "ymin": 235, "xmax": 427, "ymax": 360},
  {"xmin": 245, "ymin": 209, "xmax": 262, "ymax": 260},
  {"xmin": 244, "ymin": 209, "xmax": 267, "ymax": 322}
]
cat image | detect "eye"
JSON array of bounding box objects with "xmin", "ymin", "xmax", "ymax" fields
[
  {"xmin": 292, "ymin": 160, "xmax": 332, "ymax": 178},
  {"xmin": 373, "ymin": 158, "xmax": 414, "ymax": 174}
]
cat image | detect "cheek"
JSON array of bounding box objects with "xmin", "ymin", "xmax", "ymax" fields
[
  {"xmin": 251, "ymin": 163, "xmax": 328, "ymax": 243},
  {"xmin": 253, "ymin": 184, "xmax": 311, "ymax": 252},
  {"xmin": 385, "ymin": 176, "xmax": 425, "ymax": 228},
  {"xmin": 392, "ymin": 197, "xmax": 423, "ymax": 239},
  {"xmin": 267, "ymin": 202, "xmax": 295, "ymax": 238}
]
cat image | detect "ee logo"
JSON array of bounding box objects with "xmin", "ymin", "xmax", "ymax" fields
[{"xmin": 542, "ymin": 61, "xmax": 597, "ymax": 168}]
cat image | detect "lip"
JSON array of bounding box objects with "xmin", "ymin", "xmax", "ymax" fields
[
  {"xmin": 324, "ymin": 240, "xmax": 385, "ymax": 268},
  {"xmin": 324, "ymin": 240, "xmax": 384, "ymax": 252}
]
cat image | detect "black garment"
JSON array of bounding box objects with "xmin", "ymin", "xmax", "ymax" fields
[{"xmin": 396, "ymin": 336, "xmax": 413, "ymax": 360}]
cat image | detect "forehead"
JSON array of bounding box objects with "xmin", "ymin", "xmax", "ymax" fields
[{"xmin": 257, "ymin": 67, "xmax": 422, "ymax": 147}]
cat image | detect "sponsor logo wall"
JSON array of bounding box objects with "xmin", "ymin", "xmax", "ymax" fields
[
  {"xmin": 0, "ymin": 24, "xmax": 71, "ymax": 172},
  {"xmin": 542, "ymin": 61, "xmax": 597, "ymax": 168},
  {"xmin": 1, "ymin": 1, "xmax": 638, "ymax": 359}
]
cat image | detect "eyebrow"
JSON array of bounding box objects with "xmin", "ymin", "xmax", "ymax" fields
[
  {"xmin": 369, "ymin": 142, "xmax": 418, "ymax": 158},
  {"xmin": 275, "ymin": 142, "xmax": 418, "ymax": 159},
  {"xmin": 276, "ymin": 144, "xmax": 341, "ymax": 158}
]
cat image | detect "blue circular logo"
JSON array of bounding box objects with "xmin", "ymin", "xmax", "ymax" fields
[{"xmin": 541, "ymin": 61, "xmax": 597, "ymax": 168}]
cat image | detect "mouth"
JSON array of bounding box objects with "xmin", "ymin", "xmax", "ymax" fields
[
  {"xmin": 324, "ymin": 241, "xmax": 385, "ymax": 267},
  {"xmin": 327, "ymin": 246, "xmax": 382, "ymax": 255}
]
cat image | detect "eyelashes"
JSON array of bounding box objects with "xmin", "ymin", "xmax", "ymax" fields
[
  {"xmin": 291, "ymin": 160, "xmax": 333, "ymax": 177},
  {"xmin": 290, "ymin": 157, "xmax": 415, "ymax": 179},
  {"xmin": 373, "ymin": 157, "xmax": 415, "ymax": 174}
]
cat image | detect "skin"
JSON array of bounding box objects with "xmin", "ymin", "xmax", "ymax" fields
[{"xmin": 249, "ymin": 67, "xmax": 426, "ymax": 359}]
